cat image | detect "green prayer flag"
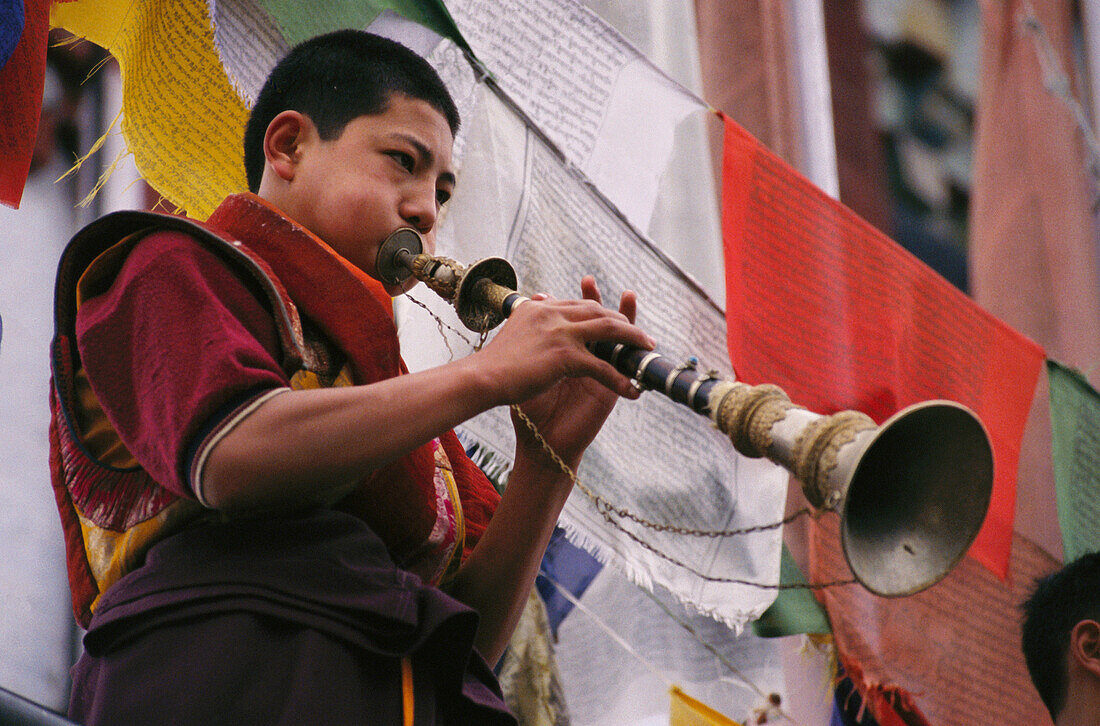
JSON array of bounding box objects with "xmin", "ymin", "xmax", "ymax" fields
[
  {"xmin": 255, "ymin": 0, "xmax": 468, "ymax": 50},
  {"xmin": 1048, "ymin": 359, "xmax": 1100, "ymax": 560},
  {"xmin": 751, "ymin": 544, "xmax": 830, "ymax": 638}
]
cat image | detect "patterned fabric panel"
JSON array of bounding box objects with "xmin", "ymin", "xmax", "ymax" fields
[{"xmin": 52, "ymin": 335, "xmax": 181, "ymax": 532}]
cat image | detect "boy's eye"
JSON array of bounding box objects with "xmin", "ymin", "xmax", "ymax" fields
[
  {"xmin": 436, "ymin": 188, "xmax": 452, "ymax": 206},
  {"xmin": 388, "ymin": 151, "xmax": 416, "ymax": 172}
]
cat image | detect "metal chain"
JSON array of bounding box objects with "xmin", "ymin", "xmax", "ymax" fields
[
  {"xmin": 510, "ymin": 405, "xmax": 812, "ymax": 537},
  {"xmin": 404, "ymin": 294, "xmax": 476, "ymax": 349},
  {"xmin": 411, "ymin": 296, "xmax": 855, "ymax": 591},
  {"xmin": 513, "ymin": 404, "xmax": 856, "ymax": 591}
]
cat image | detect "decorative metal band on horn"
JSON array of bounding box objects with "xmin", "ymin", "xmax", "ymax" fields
[
  {"xmin": 706, "ymin": 381, "xmax": 878, "ymax": 511},
  {"xmin": 376, "ymin": 228, "xmax": 995, "ymax": 598}
]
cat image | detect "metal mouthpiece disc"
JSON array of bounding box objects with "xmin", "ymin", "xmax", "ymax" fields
[{"xmin": 376, "ymin": 228, "xmax": 424, "ymax": 285}]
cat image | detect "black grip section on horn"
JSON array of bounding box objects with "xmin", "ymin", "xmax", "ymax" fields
[{"xmin": 588, "ymin": 341, "xmax": 723, "ymax": 414}]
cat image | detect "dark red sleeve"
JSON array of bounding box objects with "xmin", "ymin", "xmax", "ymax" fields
[{"xmin": 76, "ymin": 230, "xmax": 290, "ymax": 498}]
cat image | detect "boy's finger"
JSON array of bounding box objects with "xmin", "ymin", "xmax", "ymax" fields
[
  {"xmin": 618, "ymin": 290, "xmax": 637, "ymax": 326},
  {"xmin": 580, "ymin": 275, "xmax": 602, "ymax": 305},
  {"xmin": 541, "ymin": 298, "xmax": 629, "ymax": 324},
  {"xmin": 573, "ymin": 317, "xmax": 655, "ymax": 351},
  {"xmin": 580, "ymin": 358, "xmax": 642, "ymax": 400}
]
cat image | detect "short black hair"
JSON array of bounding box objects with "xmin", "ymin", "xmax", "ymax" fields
[
  {"xmin": 1021, "ymin": 551, "xmax": 1100, "ymax": 719},
  {"xmin": 243, "ymin": 30, "xmax": 460, "ymax": 192}
]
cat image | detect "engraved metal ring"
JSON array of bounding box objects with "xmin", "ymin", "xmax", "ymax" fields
[
  {"xmin": 663, "ymin": 357, "xmax": 698, "ymax": 398},
  {"xmin": 609, "ymin": 343, "xmax": 626, "ymax": 368},
  {"xmin": 633, "ymin": 351, "xmax": 661, "ymax": 391},
  {"xmin": 688, "ymin": 369, "xmax": 722, "ymax": 412}
]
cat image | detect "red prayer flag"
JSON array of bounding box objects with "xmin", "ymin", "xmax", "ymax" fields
[
  {"xmin": 719, "ymin": 112, "xmax": 1044, "ymax": 578},
  {"xmin": 0, "ymin": 0, "xmax": 48, "ymax": 209},
  {"xmin": 814, "ymin": 517, "xmax": 1055, "ymax": 724}
]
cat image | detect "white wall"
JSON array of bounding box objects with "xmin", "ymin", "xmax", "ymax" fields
[
  {"xmin": 0, "ymin": 63, "xmax": 138, "ymax": 713},
  {"xmin": 0, "ymin": 154, "xmax": 80, "ymax": 712}
]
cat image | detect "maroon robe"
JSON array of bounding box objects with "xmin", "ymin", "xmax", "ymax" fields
[{"xmin": 55, "ymin": 195, "xmax": 514, "ymax": 724}]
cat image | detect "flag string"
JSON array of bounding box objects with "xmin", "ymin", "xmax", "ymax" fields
[
  {"xmin": 631, "ymin": 581, "xmax": 807, "ymax": 726},
  {"xmin": 538, "ymin": 569, "xmax": 806, "ymax": 726},
  {"xmin": 1020, "ymin": 1, "xmax": 1100, "ymax": 207},
  {"xmin": 538, "ymin": 570, "xmax": 674, "ymax": 689}
]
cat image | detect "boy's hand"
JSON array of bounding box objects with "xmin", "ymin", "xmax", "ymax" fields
[
  {"xmin": 478, "ymin": 275, "xmax": 651, "ymax": 471},
  {"xmin": 442, "ymin": 277, "xmax": 649, "ymax": 662}
]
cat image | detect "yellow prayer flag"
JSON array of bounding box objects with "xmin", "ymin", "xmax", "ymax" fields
[
  {"xmin": 52, "ymin": 0, "xmax": 249, "ymax": 218},
  {"xmin": 669, "ymin": 686, "xmax": 743, "ymax": 726}
]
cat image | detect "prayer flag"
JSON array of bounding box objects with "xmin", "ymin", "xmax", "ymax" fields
[
  {"xmin": 751, "ymin": 544, "xmax": 829, "ymax": 639},
  {"xmin": 51, "ymin": 0, "xmax": 465, "ymax": 218},
  {"xmin": 248, "ymin": 0, "xmax": 463, "ymax": 49},
  {"xmin": 720, "ymin": 112, "xmax": 1045, "ymax": 579},
  {"xmin": 446, "ymin": 0, "xmax": 704, "ymax": 232},
  {"xmin": 0, "ymin": 0, "xmax": 24, "ymax": 70},
  {"xmin": 812, "ymin": 517, "xmax": 1056, "ymax": 724},
  {"xmin": 969, "ymin": 0, "xmax": 1100, "ymax": 561},
  {"xmin": 1048, "ymin": 359, "xmax": 1100, "ymax": 560},
  {"xmin": 497, "ymin": 589, "xmax": 571, "ymax": 726},
  {"xmin": 0, "ymin": 0, "xmax": 46, "ymax": 208},
  {"xmin": 550, "ymin": 566, "xmax": 782, "ymax": 725},
  {"xmin": 209, "ymin": 0, "xmax": 465, "ymax": 108},
  {"xmin": 52, "ymin": 0, "xmax": 250, "ymax": 217},
  {"xmin": 535, "ymin": 527, "xmax": 603, "ymax": 637}
]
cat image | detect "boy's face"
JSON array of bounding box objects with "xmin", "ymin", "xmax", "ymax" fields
[{"xmin": 271, "ymin": 93, "xmax": 455, "ymax": 295}]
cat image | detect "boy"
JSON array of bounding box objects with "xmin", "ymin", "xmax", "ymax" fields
[
  {"xmin": 1022, "ymin": 552, "xmax": 1100, "ymax": 725},
  {"xmin": 51, "ymin": 30, "xmax": 651, "ymax": 724}
]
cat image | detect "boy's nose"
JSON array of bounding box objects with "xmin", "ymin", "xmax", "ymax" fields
[{"xmin": 399, "ymin": 187, "xmax": 437, "ymax": 234}]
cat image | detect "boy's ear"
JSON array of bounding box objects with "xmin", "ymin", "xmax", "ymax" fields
[
  {"xmin": 263, "ymin": 110, "xmax": 311, "ymax": 182},
  {"xmin": 1069, "ymin": 619, "xmax": 1100, "ymax": 678}
]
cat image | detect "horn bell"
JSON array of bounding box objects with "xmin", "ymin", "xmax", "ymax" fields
[{"xmin": 840, "ymin": 400, "xmax": 994, "ymax": 597}]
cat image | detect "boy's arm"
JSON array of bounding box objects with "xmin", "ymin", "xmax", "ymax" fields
[
  {"xmin": 204, "ymin": 278, "xmax": 643, "ymax": 663},
  {"xmin": 445, "ymin": 276, "xmax": 634, "ymax": 663},
  {"xmin": 201, "ymin": 279, "xmax": 650, "ymax": 510}
]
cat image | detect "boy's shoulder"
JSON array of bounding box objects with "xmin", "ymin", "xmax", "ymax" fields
[
  {"xmin": 61, "ymin": 209, "xmax": 247, "ymax": 306},
  {"xmin": 59, "ymin": 203, "xmax": 313, "ymax": 370}
]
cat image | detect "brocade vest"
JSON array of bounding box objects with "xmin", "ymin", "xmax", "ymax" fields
[{"xmin": 49, "ymin": 193, "xmax": 500, "ymax": 627}]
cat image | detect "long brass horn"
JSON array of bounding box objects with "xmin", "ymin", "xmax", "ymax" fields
[{"xmin": 377, "ymin": 229, "xmax": 995, "ymax": 597}]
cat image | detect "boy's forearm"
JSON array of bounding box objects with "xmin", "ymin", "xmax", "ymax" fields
[
  {"xmin": 200, "ymin": 355, "xmax": 501, "ymax": 511},
  {"xmin": 445, "ymin": 453, "xmax": 573, "ymax": 665}
]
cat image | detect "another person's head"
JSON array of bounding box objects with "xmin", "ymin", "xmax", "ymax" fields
[
  {"xmin": 243, "ymin": 30, "xmax": 460, "ymax": 294},
  {"xmin": 1022, "ymin": 551, "xmax": 1100, "ymax": 724}
]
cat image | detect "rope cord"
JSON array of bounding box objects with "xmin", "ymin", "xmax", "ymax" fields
[
  {"xmin": 1020, "ymin": 2, "xmax": 1100, "ymax": 204},
  {"xmin": 539, "ymin": 569, "xmax": 806, "ymax": 726},
  {"xmin": 538, "ymin": 570, "xmax": 674, "ymax": 688},
  {"xmin": 631, "ymin": 583, "xmax": 807, "ymax": 726}
]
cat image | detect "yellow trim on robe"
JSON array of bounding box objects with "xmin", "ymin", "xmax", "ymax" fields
[
  {"xmin": 401, "ymin": 656, "xmax": 415, "ymax": 726},
  {"xmin": 76, "ymin": 498, "xmax": 207, "ymax": 614}
]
